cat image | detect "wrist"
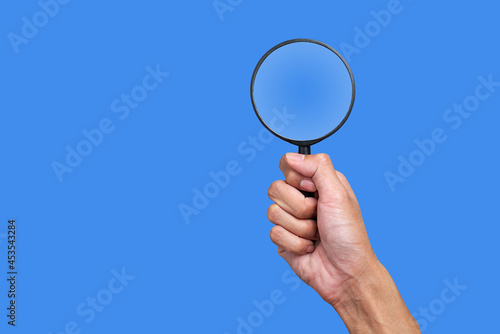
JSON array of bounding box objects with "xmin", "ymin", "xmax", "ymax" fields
[{"xmin": 332, "ymin": 257, "xmax": 420, "ymax": 333}]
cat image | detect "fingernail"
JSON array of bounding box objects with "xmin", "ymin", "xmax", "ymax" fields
[
  {"xmin": 286, "ymin": 153, "xmax": 304, "ymax": 162},
  {"xmin": 306, "ymin": 245, "xmax": 315, "ymax": 253},
  {"xmin": 300, "ymin": 179, "xmax": 316, "ymax": 191}
]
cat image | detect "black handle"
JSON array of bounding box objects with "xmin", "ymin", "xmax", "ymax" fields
[{"xmin": 298, "ymin": 145, "xmax": 314, "ymax": 197}]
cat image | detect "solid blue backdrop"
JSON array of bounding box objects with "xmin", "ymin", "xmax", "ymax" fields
[{"xmin": 1, "ymin": 0, "xmax": 499, "ymax": 333}]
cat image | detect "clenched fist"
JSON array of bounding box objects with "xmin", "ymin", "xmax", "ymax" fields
[{"xmin": 267, "ymin": 153, "xmax": 420, "ymax": 333}]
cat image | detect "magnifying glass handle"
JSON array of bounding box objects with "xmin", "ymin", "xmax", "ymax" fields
[{"xmin": 298, "ymin": 145, "xmax": 314, "ymax": 197}]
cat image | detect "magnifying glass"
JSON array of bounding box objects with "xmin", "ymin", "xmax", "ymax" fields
[{"xmin": 250, "ymin": 38, "xmax": 355, "ymax": 196}]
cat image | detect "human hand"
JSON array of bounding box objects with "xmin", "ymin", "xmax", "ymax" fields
[
  {"xmin": 267, "ymin": 153, "xmax": 420, "ymax": 333},
  {"xmin": 268, "ymin": 153, "xmax": 374, "ymax": 304}
]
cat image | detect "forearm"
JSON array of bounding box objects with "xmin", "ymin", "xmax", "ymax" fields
[{"xmin": 332, "ymin": 260, "xmax": 420, "ymax": 334}]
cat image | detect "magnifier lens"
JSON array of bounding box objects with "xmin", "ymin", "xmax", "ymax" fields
[{"xmin": 251, "ymin": 40, "xmax": 354, "ymax": 144}]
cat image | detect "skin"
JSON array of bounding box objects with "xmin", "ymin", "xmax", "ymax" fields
[{"xmin": 268, "ymin": 153, "xmax": 420, "ymax": 333}]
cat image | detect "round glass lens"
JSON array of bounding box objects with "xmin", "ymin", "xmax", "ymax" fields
[{"xmin": 252, "ymin": 40, "xmax": 354, "ymax": 142}]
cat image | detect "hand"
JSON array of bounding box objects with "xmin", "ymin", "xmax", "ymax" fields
[
  {"xmin": 268, "ymin": 152, "xmax": 374, "ymax": 304},
  {"xmin": 267, "ymin": 153, "xmax": 420, "ymax": 333}
]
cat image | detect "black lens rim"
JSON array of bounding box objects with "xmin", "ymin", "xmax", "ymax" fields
[{"xmin": 250, "ymin": 38, "xmax": 356, "ymax": 147}]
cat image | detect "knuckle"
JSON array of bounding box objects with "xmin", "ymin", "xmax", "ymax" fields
[
  {"xmin": 298, "ymin": 200, "xmax": 316, "ymax": 218},
  {"xmin": 335, "ymin": 170, "xmax": 346, "ymax": 180},
  {"xmin": 316, "ymin": 153, "xmax": 334, "ymax": 170},
  {"xmin": 267, "ymin": 204, "xmax": 280, "ymax": 222},
  {"xmin": 267, "ymin": 181, "xmax": 280, "ymax": 199},
  {"xmin": 283, "ymin": 170, "xmax": 296, "ymax": 185},
  {"xmin": 278, "ymin": 155, "xmax": 286, "ymax": 170},
  {"xmin": 301, "ymin": 220, "xmax": 316, "ymax": 238},
  {"xmin": 336, "ymin": 189, "xmax": 351, "ymax": 202},
  {"xmin": 316, "ymin": 153, "xmax": 331, "ymax": 164},
  {"xmin": 270, "ymin": 226, "xmax": 281, "ymax": 243},
  {"xmin": 325, "ymin": 189, "xmax": 350, "ymax": 205},
  {"xmin": 298, "ymin": 239, "xmax": 311, "ymax": 254},
  {"xmin": 297, "ymin": 202, "xmax": 312, "ymax": 218},
  {"xmin": 295, "ymin": 203, "xmax": 306, "ymax": 218}
]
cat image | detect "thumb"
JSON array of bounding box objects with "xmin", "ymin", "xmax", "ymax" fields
[{"xmin": 285, "ymin": 153, "xmax": 347, "ymax": 200}]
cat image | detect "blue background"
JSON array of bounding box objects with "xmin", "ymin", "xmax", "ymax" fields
[{"xmin": 1, "ymin": 0, "xmax": 499, "ymax": 333}]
